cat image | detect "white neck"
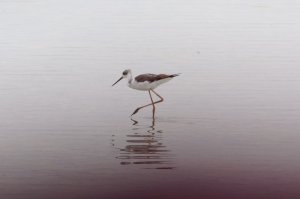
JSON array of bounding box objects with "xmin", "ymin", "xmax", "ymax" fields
[{"xmin": 125, "ymin": 72, "xmax": 132, "ymax": 85}]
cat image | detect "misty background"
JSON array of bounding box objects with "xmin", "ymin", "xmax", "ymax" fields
[{"xmin": 0, "ymin": 0, "xmax": 300, "ymax": 198}]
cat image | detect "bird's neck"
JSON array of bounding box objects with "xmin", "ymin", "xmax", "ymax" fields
[{"xmin": 127, "ymin": 72, "xmax": 133, "ymax": 84}]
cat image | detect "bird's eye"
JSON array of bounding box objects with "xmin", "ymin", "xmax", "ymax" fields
[{"xmin": 123, "ymin": 72, "xmax": 127, "ymax": 75}]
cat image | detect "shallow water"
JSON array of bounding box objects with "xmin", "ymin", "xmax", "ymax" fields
[{"xmin": 1, "ymin": 0, "xmax": 300, "ymax": 198}]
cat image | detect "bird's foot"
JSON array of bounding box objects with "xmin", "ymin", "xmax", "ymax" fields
[{"xmin": 131, "ymin": 108, "xmax": 140, "ymax": 116}]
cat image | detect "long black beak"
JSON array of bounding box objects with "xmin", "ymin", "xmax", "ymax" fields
[{"xmin": 112, "ymin": 77, "xmax": 123, "ymax": 86}]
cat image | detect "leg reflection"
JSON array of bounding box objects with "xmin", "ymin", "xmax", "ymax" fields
[{"xmin": 115, "ymin": 117, "xmax": 175, "ymax": 169}]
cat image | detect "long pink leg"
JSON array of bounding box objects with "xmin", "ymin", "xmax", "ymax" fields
[
  {"xmin": 148, "ymin": 90, "xmax": 155, "ymax": 117},
  {"xmin": 151, "ymin": 89, "xmax": 164, "ymax": 101},
  {"xmin": 131, "ymin": 89, "xmax": 164, "ymax": 116}
]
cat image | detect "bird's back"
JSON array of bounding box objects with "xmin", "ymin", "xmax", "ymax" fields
[
  {"xmin": 128, "ymin": 73, "xmax": 179, "ymax": 91},
  {"xmin": 135, "ymin": 73, "xmax": 177, "ymax": 83}
]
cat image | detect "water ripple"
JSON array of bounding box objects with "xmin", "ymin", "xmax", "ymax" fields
[{"xmin": 113, "ymin": 118, "xmax": 175, "ymax": 170}]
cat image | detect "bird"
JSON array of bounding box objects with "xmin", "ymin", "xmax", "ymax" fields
[{"xmin": 112, "ymin": 69, "xmax": 180, "ymax": 116}]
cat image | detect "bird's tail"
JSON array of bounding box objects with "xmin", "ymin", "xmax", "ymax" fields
[{"xmin": 169, "ymin": 73, "xmax": 181, "ymax": 78}]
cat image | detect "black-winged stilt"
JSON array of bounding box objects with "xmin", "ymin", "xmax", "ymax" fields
[{"xmin": 112, "ymin": 69, "xmax": 180, "ymax": 116}]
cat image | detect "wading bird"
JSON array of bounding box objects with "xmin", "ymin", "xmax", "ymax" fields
[{"xmin": 112, "ymin": 69, "xmax": 180, "ymax": 117}]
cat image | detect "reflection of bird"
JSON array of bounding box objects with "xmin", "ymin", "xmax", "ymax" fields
[
  {"xmin": 112, "ymin": 69, "xmax": 180, "ymax": 116},
  {"xmin": 114, "ymin": 117, "xmax": 175, "ymax": 169}
]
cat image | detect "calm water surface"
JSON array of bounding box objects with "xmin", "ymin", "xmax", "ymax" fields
[{"xmin": 1, "ymin": 0, "xmax": 300, "ymax": 198}]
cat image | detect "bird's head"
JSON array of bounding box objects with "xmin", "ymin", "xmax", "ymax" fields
[{"xmin": 112, "ymin": 69, "xmax": 131, "ymax": 86}]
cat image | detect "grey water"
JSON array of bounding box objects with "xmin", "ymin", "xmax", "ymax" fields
[{"xmin": 1, "ymin": 0, "xmax": 300, "ymax": 198}]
